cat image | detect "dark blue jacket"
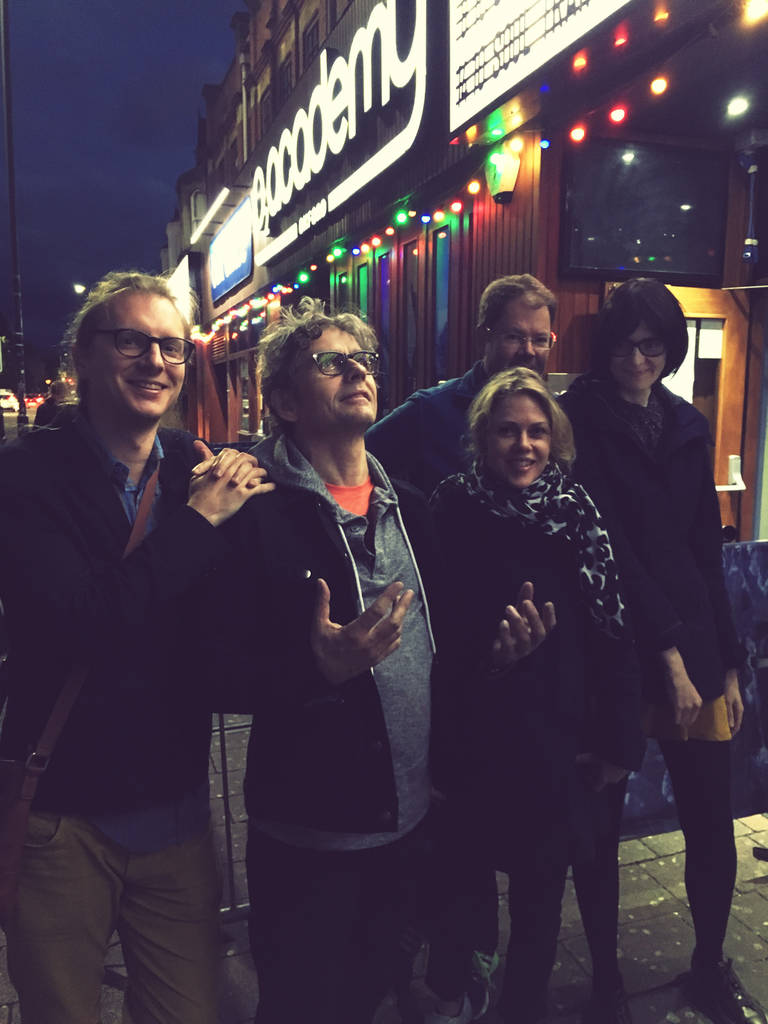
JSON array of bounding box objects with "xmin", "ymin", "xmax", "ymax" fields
[{"xmin": 366, "ymin": 361, "xmax": 488, "ymax": 498}]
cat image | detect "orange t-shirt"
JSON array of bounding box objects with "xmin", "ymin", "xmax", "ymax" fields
[{"xmin": 325, "ymin": 478, "xmax": 374, "ymax": 516}]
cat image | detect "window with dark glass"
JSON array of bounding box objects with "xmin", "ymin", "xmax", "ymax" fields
[
  {"xmin": 260, "ymin": 85, "xmax": 273, "ymax": 135},
  {"xmin": 303, "ymin": 16, "xmax": 320, "ymax": 70},
  {"xmin": 278, "ymin": 57, "xmax": 294, "ymax": 107}
]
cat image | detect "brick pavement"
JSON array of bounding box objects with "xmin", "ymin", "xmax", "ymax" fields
[{"xmin": 1, "ymin": 714, "xmax": 767, "ymax": 1023}]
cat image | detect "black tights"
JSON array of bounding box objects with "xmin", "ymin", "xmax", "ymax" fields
[{"xmin": 572, "ymin": 739, "xmax": 736, "ymax": 992}]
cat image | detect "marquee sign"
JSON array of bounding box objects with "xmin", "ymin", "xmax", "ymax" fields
[
  {"xmin": 253, "ymin": 0, "xmax": 427, "ymax": 267},
  {"xmin": 449, "ymin": 0, "xmax": 632, "ymax": 134},
  {"xmin": 210, "ymin": 197, "xmax": 254, "ymax": 302}
]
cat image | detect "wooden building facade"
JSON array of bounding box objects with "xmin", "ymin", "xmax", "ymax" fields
[{"xmin": 166, "ymin": 0, "xmax": 768, "ymax": 538}]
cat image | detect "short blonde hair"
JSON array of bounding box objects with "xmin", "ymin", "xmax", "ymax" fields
[
  {"xmin": 468, "ymin": 367, "xmax": 575, "ymax": 469},
  {"xmin": 258, "ymin": 296, "xmax": 378, "ymax": 434},
  {"xmin": 66, "ymin": 270, "xmax": 196, "ymax": 405}
]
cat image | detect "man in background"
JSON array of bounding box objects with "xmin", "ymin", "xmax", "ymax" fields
[
  {"xmin": 366, "ymin": 273, "xmax": 557, "ymax": 497},
  {"xmin": 34, "ymin": 379, "xmax": 70, "ymax": 427}
]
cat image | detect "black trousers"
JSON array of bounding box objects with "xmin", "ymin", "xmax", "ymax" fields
[
  {"xmin": 573, "ymin": 738, "xmax": 736, "ymax": 991},
  {"xmin": 246, "ymin": 817, "xmax": 433, "ymax": 1024},
  {"xmin": 427, "ymin": 732, "xmax": 574, "ymax": 1024}
]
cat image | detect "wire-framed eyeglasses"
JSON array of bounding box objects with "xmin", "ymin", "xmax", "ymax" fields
[
  {"xmin": 95, "ymin": 328, "xmax": 194, "ymax": 365},
  {"xmin": 311, "ymin": 350, "xmax": 380, "ymax": 377},
  {"xmin": 484, "ymin": 327, "xmax": 556, "ymax": 351}
]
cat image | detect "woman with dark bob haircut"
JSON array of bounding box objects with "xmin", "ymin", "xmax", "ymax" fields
[
  {"xmin": 424, "ymin": 368, "xmax": 643, "ymax": 1024},
  {"xmin": 562, "ymin": 278, "xmax": 764, "ymax": 1024}
]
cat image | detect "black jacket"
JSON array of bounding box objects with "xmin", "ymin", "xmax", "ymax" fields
[
  {"xmin": 212, "ymin": 477, "xmax": 442, "ymax": 835},
  {"xmin": 0, "ymin": 418, "xmax": 229, "ymax": 814},
  {"xmin": 561, "ymin": 375, "xmax": 742, "ymax": 703},
  {"xmin": 430, "ymin": 478, "xmax": 644, "ymax": 797}
]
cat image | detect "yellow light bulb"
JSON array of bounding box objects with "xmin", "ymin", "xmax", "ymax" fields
[{"xmin": 745, "ymin": 0, "xmax": 768, "ymax": 24}]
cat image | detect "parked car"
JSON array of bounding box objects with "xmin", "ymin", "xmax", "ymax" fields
[{"xmin": 0, "ymin": 389, "xmax": 19, "ymax": 413}]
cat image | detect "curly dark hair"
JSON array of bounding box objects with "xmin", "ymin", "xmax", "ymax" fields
[{"xmin": 258, "ymin": 296, "xmax": 378, "ymax": 434}]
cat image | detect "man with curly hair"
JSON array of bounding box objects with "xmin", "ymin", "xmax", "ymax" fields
[{"xmin": 214, "ymin": 296, "xmax": 443, "ymax": 1024}]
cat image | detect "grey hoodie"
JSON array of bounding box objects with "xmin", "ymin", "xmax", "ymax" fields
[{"xmin": 250, "ymin": 434, "xmax": 434, "ymax": 851}]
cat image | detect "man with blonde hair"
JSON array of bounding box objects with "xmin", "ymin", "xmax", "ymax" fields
[{"xmin": 0, "ymin": 270, "xmax": 269, "ymax": 1023}]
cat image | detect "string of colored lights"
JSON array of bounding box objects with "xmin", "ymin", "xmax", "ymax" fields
[
  {"xmin": 191, "ymin": 0, "xmax": 765, "ymax": 346},
  {"xmin": 192, "ymin": 187, "xmax": 478, "ymax": 344}
]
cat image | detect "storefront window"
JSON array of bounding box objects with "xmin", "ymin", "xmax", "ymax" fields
[
  {"xmin": 403, "ymin": 242, "xmax": 419, "ymax": 395},
  {"xmin": 755, "ymin": 346, "xmax": 768, "ymax": 539},
  {"xmin": 357, "ymin": 263, "xmax": 369, "ymax": 318},
  {"xmin": 378, "ymin": 252, "xmax": 391, "ymax": 414},
  {"xmin": 239, "ymin": 357, "xmax": 251, "ymax": 436},
  {"xmin": 432, "ymin": 227, "xmax": 450, "ymax": 383},
  {"xmin": 337, "ymin": 272, "xmax": 349, "ymax": 309}
]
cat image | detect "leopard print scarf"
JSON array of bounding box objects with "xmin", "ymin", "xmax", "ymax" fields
[{"xmin": 456, "ymin": 460, "xmax": 625, "ymax": 638}]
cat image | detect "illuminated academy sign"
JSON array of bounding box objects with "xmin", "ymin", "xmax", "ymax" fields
[
  {"xmin": 449, "ymin": 0, "xmax": 632, "ymax": 133},
  {"xmin": 209, "ymin": 197, "xmax": 253, "ymax": 302},
  {"xmin": 252, "ymin": 0, "xmax": 427, "ymax": 267}
]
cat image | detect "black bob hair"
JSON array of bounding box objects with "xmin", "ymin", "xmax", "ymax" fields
[{"xmin": 590, "ymin": 277, "xmax": 688, "ymax": 380}]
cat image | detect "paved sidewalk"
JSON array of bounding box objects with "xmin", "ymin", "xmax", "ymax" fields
[{"xmin": 1, "ymin": 714, "xmax": 767, "ymax": 1022}]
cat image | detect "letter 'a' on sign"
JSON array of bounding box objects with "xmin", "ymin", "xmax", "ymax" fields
[
  {"xmin": 448, "ymin": 0, "xmax": 633, "ymax": 134},
  {"xmin": 253, "ymin": 0, "xmax": 427, "ymax": 268}
]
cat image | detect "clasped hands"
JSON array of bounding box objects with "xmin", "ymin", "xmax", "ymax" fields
[{"xmin": 186, "ymin": 440, "xmax": 275, "ymax": 526}]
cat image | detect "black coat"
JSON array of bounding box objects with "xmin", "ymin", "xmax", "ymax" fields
[
  {"xmin": 211, "ymin": 478, "xmax": 442, "ymax": 835},
  {"xmin": 430, "ymin": 478, "xmax": 644, "ymax": 809},
  {"xmin": 560, "ymin": 375, "xmax": 742, "ymax": 703},
  {"xmin": 0, "ymin": 419, "xmax": 229, "ymax": 814}
]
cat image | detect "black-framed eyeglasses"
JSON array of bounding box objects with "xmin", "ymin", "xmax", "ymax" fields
[
  {"xmin": 611, "ymin": 337, "xmax": 666, "ymax": 358},
  {"xmin": 311, "ymin": 350, "xmax": 380, "ymax": 377},
  {"xmin": 484, "ymin": 327, "xmax": 556, "ymax": 351},
  {"xmin": 95, "ymin": 328, "xmax": 194, "ymax": 365}
]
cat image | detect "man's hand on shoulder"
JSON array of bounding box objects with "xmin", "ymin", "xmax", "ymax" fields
[
  {"xmin": 311, "ymin": 578, "xmax": 414, "ymax": 686},
  {"xmin": 187, "ymin": 441, "xmax": 275, "ymax": 527}
]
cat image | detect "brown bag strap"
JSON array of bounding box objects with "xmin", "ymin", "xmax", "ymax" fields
[
  {"xmin": 26, "ymin": 465, "xmax": 161, "ymax": 777},
  {"xmin": 122, "ymin": 466, "xmax": 159, "ymax": 558}
]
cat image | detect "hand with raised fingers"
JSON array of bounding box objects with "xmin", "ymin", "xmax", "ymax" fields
[
  {"xmin": 187, "ymin": 441, "xmax": 275, "ymax": 526},
  {"xmin": 491, "ymin": 580, "xmax": 556, "ymax": 671},
  {"xmin": 311, "ymin": 578, "xmax": 414, "ymax": 686}
]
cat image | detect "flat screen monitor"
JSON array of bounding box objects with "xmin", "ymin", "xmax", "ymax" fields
[{"xmin": 560, "ymin": 139, "xmax": 728, "ymax": 286}]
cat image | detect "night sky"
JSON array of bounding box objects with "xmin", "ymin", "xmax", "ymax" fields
[{"xmin": 0, "ymin": 0, "xmax": 238, "ymax": 382}]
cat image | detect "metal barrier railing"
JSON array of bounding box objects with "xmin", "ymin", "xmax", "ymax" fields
[{"xmin": 212, "ymin": 713, "xmax": 251, "ymax": 922}]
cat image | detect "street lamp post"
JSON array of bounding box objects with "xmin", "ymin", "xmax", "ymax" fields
[{"xmin": 0, "ymin": 0, "xmax": 27, "ymax": 427}]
